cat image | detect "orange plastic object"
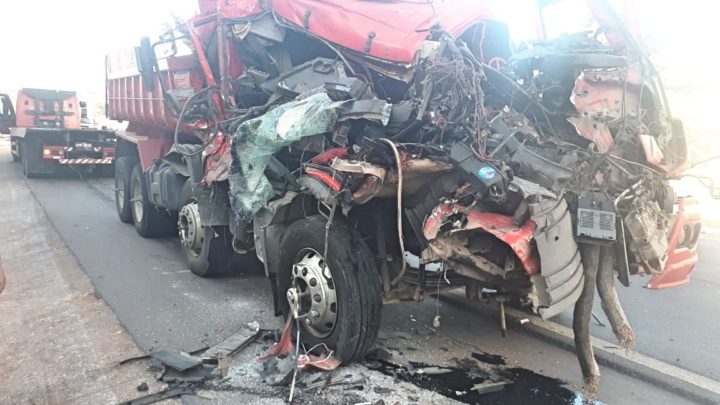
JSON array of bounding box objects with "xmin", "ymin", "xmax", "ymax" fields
[{"xmin": 646, "ymin": 197, "xmax": 702, "ymax": 289}]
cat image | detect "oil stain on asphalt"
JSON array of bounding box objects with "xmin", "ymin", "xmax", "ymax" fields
[{"xmin": 369, "ymin": 351, "xmax": 602, "ymax": 405}]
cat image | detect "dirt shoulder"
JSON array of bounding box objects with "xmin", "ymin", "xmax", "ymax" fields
[{"xmin": 0, "ymin": 152, "xmax": 165, "ymax": 404}]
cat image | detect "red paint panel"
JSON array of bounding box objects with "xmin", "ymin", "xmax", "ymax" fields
[
  {"xmin": 423, "ymin": 203, "xmax": 540, "ymax": 275},
  {"xmin": 203, "ymin": 133, "xmax": 233, "ymax": 185},
  {"xmin": 310, "ymin": 147, "xmax": 348, "ymax": 165},
  {"xmin": 118, "ymin": 125, "xmax": 174, "ymax": 172},
  {"xmin": 198, "ymin": 0, "xmax": 265, "ymax": 18},
  {"xmin": 271, "ymin": 0, "xmax": 497, "ymax": 63},
  {"xmin": 646, "ymin": 197, "xmax": 702, "ymax": 289},
  {"xmin": 15, "ymin": 90, "xmax": 81, "ymax": 129}
]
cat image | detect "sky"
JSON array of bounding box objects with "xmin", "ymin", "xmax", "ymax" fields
[
  {"xmin": 0, "ymin": 0, "xmax": 197, "ymax": 98},
  {"xmin": 0, "ymin": 0, "xmax": 717, "ymax": 129}
]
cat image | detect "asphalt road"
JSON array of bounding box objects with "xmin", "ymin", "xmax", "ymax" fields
[{"xmin": 5, "ymin": 147, "xmax": 716, "ymax": 404}]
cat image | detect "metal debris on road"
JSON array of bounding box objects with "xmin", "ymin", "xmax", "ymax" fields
[
  {"xmin": 150, "ymin": 350, "xmax": 202, "ymax": 372},
  {"xmin": 203, "ymin": 327, "xmax": 261, "ymax": 360},
  {"xmin": 117, "ymin": 385, "xmax": 195, "ymax": 405}
]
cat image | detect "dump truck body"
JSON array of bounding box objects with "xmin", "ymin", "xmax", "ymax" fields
[
  {"xmin": 107, "ymin": 0, "xmax": 700, "ymax": 389},
  {"xmin": 9, "ymin": 88, "xmax": 116, "ymax": 177}
]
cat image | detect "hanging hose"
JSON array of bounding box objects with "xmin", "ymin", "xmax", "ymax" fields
[
  {"xmin": 379, "ymin": 138, "xmax": 407, "ymax": 286},
  {"xmin": 597, "ymin": 246, "xmax": 636, "ymax": 351},
  {"xmin": 574, "ymin": 244, "xmax": 601, "ymax": 398}
]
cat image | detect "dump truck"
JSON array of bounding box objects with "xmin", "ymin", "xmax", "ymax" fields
[
  {"xmin": 106, "ymin": 0, "xmax": 701, "ymax": 394},
  {"xmin": 9, "ymin": 88, "xmax": 116, "ymax": 177}
]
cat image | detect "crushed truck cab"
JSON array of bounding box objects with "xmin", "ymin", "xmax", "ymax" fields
[{"xmin": 106, "ymin": 0, "xmax": 700, "ymax": 394}]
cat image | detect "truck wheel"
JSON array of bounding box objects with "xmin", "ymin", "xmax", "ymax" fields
[
  {"xmin": 11, "ymin": 137, "xmax": 22, "ymax": 162},
  {"xmin": 178, "ymin": 200, "xmax": 234, "ymax": 277},
  {"xmin": 21, "ymin": 138, "xmax": 40, "ymax": 178},
  {"xmin": 277, "ymin": 215, "xmax": 382, "ymax": 364},
  {"xmin": 115, "ymin": 157, "xmax": 136, "ymax": 223},
  {"xmin": 130, "ymin": 164, "xmax": 177, "ymax": 237}
]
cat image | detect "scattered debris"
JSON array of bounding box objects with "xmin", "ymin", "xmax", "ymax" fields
[
  {"xmin": 117, "ymin": 386, "xmax": 195, "ymax": 405},
  {"xmin": 470, "ymin": 380, "xmax": 507, "ymax": 395},
  {"xmin": 150, "ymin": 350, "xmax": 201, "ymax": 372},
  {"xmin": 471, "ymin": 351, "xmax": 507, "ymax": 366},
  {"xmin": 262, "ymin": 355, "xmax": 297, "ymax": 386},
  {"xmin": 300, "ymin": 371, "xmax": 365, "ymax": 390},
  {"xmin": 203, "ymin": 327, "xmax": 261, "ymax": 359},
  {"xmin": 161, "ymin": 364, "xmax": 217, "ymax": 383},
  {"xmin": 107, "ymin": 0, "xmax": 702, "ymax": 395}
]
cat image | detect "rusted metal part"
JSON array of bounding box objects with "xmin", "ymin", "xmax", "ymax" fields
[
  {"xmin": 329, "ymin": 158, "xmax": 453, "ymax": 204},
  {"xmin": 423, "ymin": 203, "xmax": 540, "ymax": 276},
  {"xmin": 624, "ymin": 200, "xmax": 669, "ymax": 274},
  {"xmin": 423, "ymin": 234, "xmax": 506, "ymax": 277},
  {"xmin": 330, "ymin": 158, "xmax": 388, "ymax": 179}
]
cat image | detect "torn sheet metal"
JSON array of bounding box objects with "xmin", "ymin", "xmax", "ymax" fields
[
  {"xmin": 150, "ymin": 350, "xmax": 202, "ymax": 372},
  {"xmin": 203, "ymin": 133, "xmax": 233, "ymax": 185},
  {"xmin": 423, "ymin": 203, "xmax": 540, "ymax": 276},
  {"xmin": 161, "ymin": 364, "xmax": 216, "ymax": 383},
  {"xmin": 117, "ymin": 386, "xmax": 195, "ymax": 405},
  {"xmin": 568, "ymin": 69, "xmax": 641, "ymax": 153},
  {"xmin": 228, "ymin": 92, "xmax": 390, "ymax": 225},
  {"xmin": 203, "ymin": 327, "xmax": 260, "ymax": 359}
]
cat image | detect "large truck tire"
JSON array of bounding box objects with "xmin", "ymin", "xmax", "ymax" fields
[
  {"xmin": 276, "ymin": 215, "xmax": 382, "ymax": 364},
  {"xmin": 178, "ymin": 181, "xmax": 236, "ymax": 277},
  {"xmin": 11, "ymin": 137, "xmax": 22, "ymax": 162},
  {"xmin": 115, "ymin": 157, "xmax": 136, "ymax": 223},
  {"xmin": 21, "ymin": 138, "xmax": 41, "ymax": 178},
  {"xmin": 130, "ymin": 164, "xmax": 177, "ymax": 237}
]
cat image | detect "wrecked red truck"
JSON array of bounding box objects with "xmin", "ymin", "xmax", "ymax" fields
[{"xmin": 106, "ymin": 0, "xmax": 701, "ymax": 394}]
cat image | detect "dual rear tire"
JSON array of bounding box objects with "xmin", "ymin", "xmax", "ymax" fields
[
  {"xmin": 114, "ymin": 158, "xmax": 244, "ymax": 277},
  {"xmin": 114, "ymin": 156, "xmax": 177, "ymax": 237},
  {"xmin": 113, "ymin": 158, "xmax": 382, "ymax": 362}
]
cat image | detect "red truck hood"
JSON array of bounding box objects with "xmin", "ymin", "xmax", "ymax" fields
[{"xmin": 271, "ymin": 0, "xmax": 497, "ymax": 63}]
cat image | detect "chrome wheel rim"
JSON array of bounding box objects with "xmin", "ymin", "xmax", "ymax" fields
[
  {"xmin": 179, "ymin": 202, "xmax": 203, "ymax": 257},
  {"xmin": 290, "ymin": 248, "xmax": 337, "ymax": 338}
]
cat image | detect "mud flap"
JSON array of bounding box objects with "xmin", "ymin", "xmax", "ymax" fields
[{"xmin": 529, "ymin": 198, "xmax": 585, "ymax": 319}]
